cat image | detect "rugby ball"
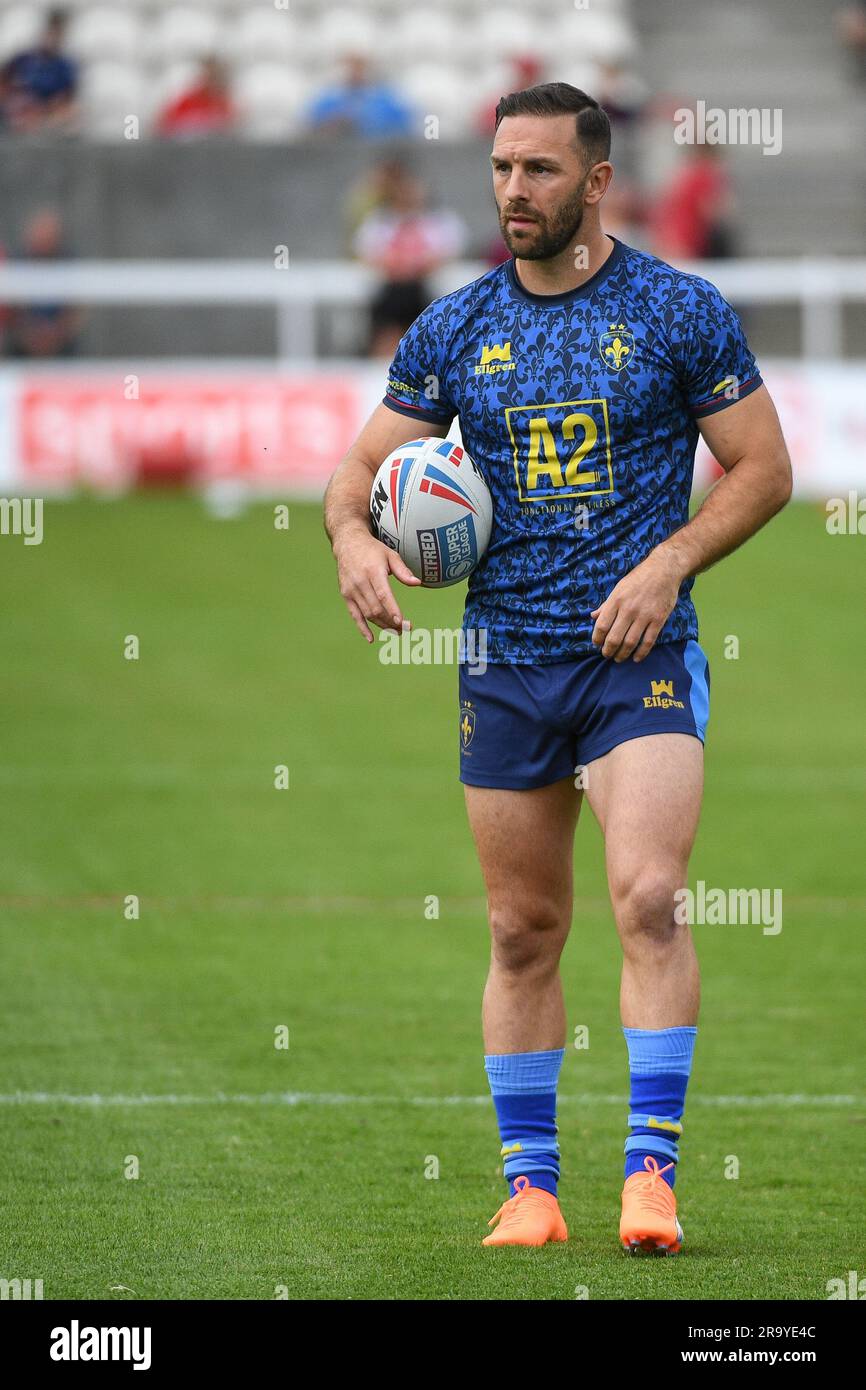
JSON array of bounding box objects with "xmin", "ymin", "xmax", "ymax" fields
[{"xmin": 369, "ymin": 437, "xmax": 492, "ymax": 587}]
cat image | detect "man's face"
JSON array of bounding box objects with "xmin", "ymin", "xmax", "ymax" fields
[{"xmin": 491, "ymin": 114, "xmax": 593, "ymax": 261}]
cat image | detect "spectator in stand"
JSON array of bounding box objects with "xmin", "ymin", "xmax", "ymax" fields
[
  {"xmin": 306, "ymin": 53, "xmax": 414, "ymax": 139},
  {"xmin": 0, "ymin": 9, "xmax": 78, "ymax": 134},
  {"xmin": 344, "ymin": 156, "xmax": 411, "ymax": 252},
  {"xmin": 837, "ymin": 3, "xmax": 866, "ymax": 81},
  {"xmin": 648, "ymin": 142, "xmax": 736, "ymax": 261},
  {"xmin": 154, "ymin": 58, "xmax": 237, "ymax": 140},
  {"xmin": 595, "ymin": 59, "xmax": 647, "ymax": 127},
  {"xmin": 354, "ymin": 167, "xmax": 465, "ymax": 358},
  {"xmin": 5, "ymin": 209, "xmax": 82, "ymax": 358},
  {"xmin": 475, "ymin": 56, "xmax": 544, "ymax": 136}
]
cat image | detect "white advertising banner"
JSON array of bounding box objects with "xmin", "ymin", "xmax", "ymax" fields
[{"xmin": 0, "ymin": 360, "xmax": 863, "ymax": 499}]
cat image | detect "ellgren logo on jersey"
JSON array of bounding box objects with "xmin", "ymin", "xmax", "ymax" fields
[
  {"xmin": 475, "ymin": 341, "xmax": 515, "ymax": 375},
  {"xmin": 598, "ymin": 323, "xmax": 634, "ymax": 371},
  {"xmin": 505, "ymin": 398, "xmax": 614, "ymax": 503}
]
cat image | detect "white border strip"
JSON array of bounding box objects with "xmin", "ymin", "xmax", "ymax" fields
[{"xmin": 0, "ymin": 1091, "xmax": 859, "ymax": 1108}]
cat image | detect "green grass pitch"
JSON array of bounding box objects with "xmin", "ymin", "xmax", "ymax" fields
[{"xmin": 0, "ymin": 494, "xmax": 864, "ymax": 1300}]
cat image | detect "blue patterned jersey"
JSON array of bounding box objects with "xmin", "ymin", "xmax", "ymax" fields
[{"xmin": 382, "ymin": 237, "xmax": 762, "ymax": 663}]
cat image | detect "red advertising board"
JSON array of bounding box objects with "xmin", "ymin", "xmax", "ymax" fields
[{"xmin": 16, "ymin": 374, "xmax": 369, "ymax": 491}]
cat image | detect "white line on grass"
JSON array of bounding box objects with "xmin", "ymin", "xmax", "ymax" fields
[
  {"xmin": 1, "ymin": 765, "xmax": 865, "ymax": 789},
  {"xmin": 0, "ymin": 1091, "xmax": 860, "ymax": 1108},
  {"xmin": 1, "ymin": 894, "xmax": 864, "ymax": 915}
]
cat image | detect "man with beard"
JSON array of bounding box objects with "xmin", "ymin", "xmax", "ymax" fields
[{"xmin": 324, "ymin": 84, "xmax": 791, "ymax": 1251}]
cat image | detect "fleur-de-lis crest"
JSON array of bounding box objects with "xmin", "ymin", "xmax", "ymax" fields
[{"xmin": 598, "ymin": 324, "xmax": 635, "ymax": 371}]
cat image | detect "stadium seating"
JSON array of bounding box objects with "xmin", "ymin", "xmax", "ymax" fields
[
  {"xmin": 0, "ymin": 0, "xmax": 637, "ymax": 139},
  {"xmin": 232, "ymin": 60, "xmax": 312, "ymax": 139},
  {"xmin": 66, "ymin": 7, "xmax": 144, "ymax": 63},
  {"xmin": 145, "ymin": 7, "xmax": 225, "ymax": 65},
  {"xmin": 80, "ymin": 58, "xmax": 149, "ymax": 136},
  {"xmin": 226, "ymin": 8, "xmax": 298, "ymax": 65},
  {"xmin": 0, "ymin": 4, "xmax": 41, "ymax": 59}
]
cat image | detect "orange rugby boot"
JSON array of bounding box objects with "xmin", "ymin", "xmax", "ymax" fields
[
  {"xmin": 482, "ymin": 1175, "xmax": 568, "ymax": 1248},
  {"xmin": 619, "ymin": 1155, "xmax": 683, "ymax": 1255}
]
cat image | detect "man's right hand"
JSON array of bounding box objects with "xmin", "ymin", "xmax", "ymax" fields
[{"xmin": 333, "ymin": 527, "xmax": 422, "ymax": 643}]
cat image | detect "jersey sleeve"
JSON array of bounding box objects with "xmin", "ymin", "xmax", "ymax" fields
[
  {"xmin": 382, "ymin": 303, "xmax": 457, "ymax": 427},
  {"xmin": 678, "ymin": 277, "xmax": 763, "ymax": 418}
]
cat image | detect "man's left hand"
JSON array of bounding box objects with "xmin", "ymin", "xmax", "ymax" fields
[{"xmin": 590, "ymin": 547, "xmax": 685, "ymax": 663}]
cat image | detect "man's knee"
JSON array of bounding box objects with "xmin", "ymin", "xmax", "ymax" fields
[
  {"xmin": 488, "ymin": 898, "xmax": 569, "ymax": 975},
  {"xmin": 610, "ymin": 863, "xmax": 685, "ymax": 948}
]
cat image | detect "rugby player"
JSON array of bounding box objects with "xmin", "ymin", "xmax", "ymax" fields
[{"xmin": 324, "ymin": 83, "xmax": 792, "ymax": 1251}]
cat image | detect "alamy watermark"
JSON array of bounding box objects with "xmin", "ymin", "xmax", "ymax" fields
[
  {"xmin": 378, "ymin": 624, "xmax": 488, "ymax": 675},
  {"xmin": 50, "ymin": 1321, "xmax": 151, "ymax": 1370},
  {"xmin": 827, "ymin": 1270, "xmax": 866, "ymax": 1299},
  {"xmin": 1, "ymin": 1276, "xmax": 43, "ymax": 1299},
  {"xmin": 674, "ymin": 101, "xmax": 782, "ymax": 156},
  {"xmin": 0, "ymin": 497, "xmax": 43, "ymax": 545},
  {"xmin": 826, "ymin": 491, "xmax": 866, "ymax": 535},
  {"xmin": 674, "ymin": 881, "xmax": 783, "ymax": 936}
]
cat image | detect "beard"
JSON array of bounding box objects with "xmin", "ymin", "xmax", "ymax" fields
[{"xmin": 499, "ymin": 178, "xmax": 588, "ymax": 260}]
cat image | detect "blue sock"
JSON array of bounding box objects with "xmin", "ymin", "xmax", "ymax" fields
[
  {"xmin": 623, "ymin": 1026, "xmax": 697, "ymax": 1190},
  {"xmin": 484, "ymin": 1048, "xmax": 564, "ymax": 1196}
]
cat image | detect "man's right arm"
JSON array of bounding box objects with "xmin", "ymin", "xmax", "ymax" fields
[{"xmin": 323, "ymin": 402, "xmax": 449, "ymax": 642}]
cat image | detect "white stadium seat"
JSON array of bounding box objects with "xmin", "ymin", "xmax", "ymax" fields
[
  {"xmin": 381, "ymin": 10, "xmax": 460, "ymax": 66},
  {"xmin": 399, "ymin": 62, "xmax": 476, "ymax": 139},
  {"xmin": 226, "ymin": 8, "xmax": 299, "ymax": 64},
  {"xmin": 554, "ymin": 10, "xmax": 636, "ymax": 64},
  {"xmin": 146, "ymin": 6, "xmax": 225, "ymax": 64},
  {"xmin": 294, "ymin": 0, "xmax": 382, "ymax": 13},
  {"xmin": 66, "ymin": 8, "xmax": 144, "ymax": 64},
  {"xmin": 473, "ymin": 59, "xmax": 528, "ymax": 108},
  {"xmin": 0, "ymin": 5, "xmax": 41, "ymax": 63},
  {"xmin": 81, "ymin": 60, "xmax": 148, "ymax": 140},
  {"xmin": 426, "ymin": 0, "xmax": 553, "ymax": 18},
  {"xmin": 309, "ymin": 8, "xmax": 377, "ymax": 61},
  {"xmin": 545, "ymin": 57, "xmax": 603, "ymax": 99},
  {"xmin": 473, "ymin": 9, "xmax": 546, "ymax": 62},
  {"xmin": 232, "ymin": 62, "xmax": 312, "ymax": 140}
]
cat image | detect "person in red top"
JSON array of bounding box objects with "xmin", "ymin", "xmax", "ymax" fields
[
  {"xmin": 475, "ymin": 56, "xmax": 543, "ymax": 136},
  {"xmin": 155, "ymin": 58, "xmax": 236, "ymax": 139},
  {"xmin": 354, "ymin": 168, "xmax": 465, "ymax": 358},
  {"xmin": 649, "ymin": 143, "xmax": 735, "ymax": 260}
]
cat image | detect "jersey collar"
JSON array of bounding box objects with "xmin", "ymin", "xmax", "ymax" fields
[{"xmin": 506, "ymin": 235, "xmax": 625, "ymax": 306}]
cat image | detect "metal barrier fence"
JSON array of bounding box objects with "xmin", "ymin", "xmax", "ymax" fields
[{"xmin": 2, "ymin": 258, "xmax": 865, "ymax": 360}]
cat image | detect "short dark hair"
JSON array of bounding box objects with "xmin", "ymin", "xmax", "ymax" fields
[{"xmin": 494, "ymin": 83, "xmax": 611, "ymax": 166}]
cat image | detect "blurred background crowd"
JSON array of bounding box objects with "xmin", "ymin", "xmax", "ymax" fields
[{"xmin": 0, "ymin": 0, "xmax": 863, "ymax": 366}]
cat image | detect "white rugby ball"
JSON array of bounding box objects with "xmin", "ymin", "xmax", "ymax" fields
[{"xmin": 369, "ymin": 437, "xmax": 492, "ymax": 588}]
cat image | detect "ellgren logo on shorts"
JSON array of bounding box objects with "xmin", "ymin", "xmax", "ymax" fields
[
  {"xmin": 417, "ymin": 515, "xmax": 479, "ymax": 584},
  {"xmin": 460, "ymin": 699, "xmax": 476, "ymax": 748},
  {"xmin": 643, "ymin": 678, "xmax": 685, "ymax": 711}
]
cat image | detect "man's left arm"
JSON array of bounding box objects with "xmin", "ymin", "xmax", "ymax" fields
[{"xmin": 591, "ymin": 384, "xmax": 793, "ymax": 662}]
